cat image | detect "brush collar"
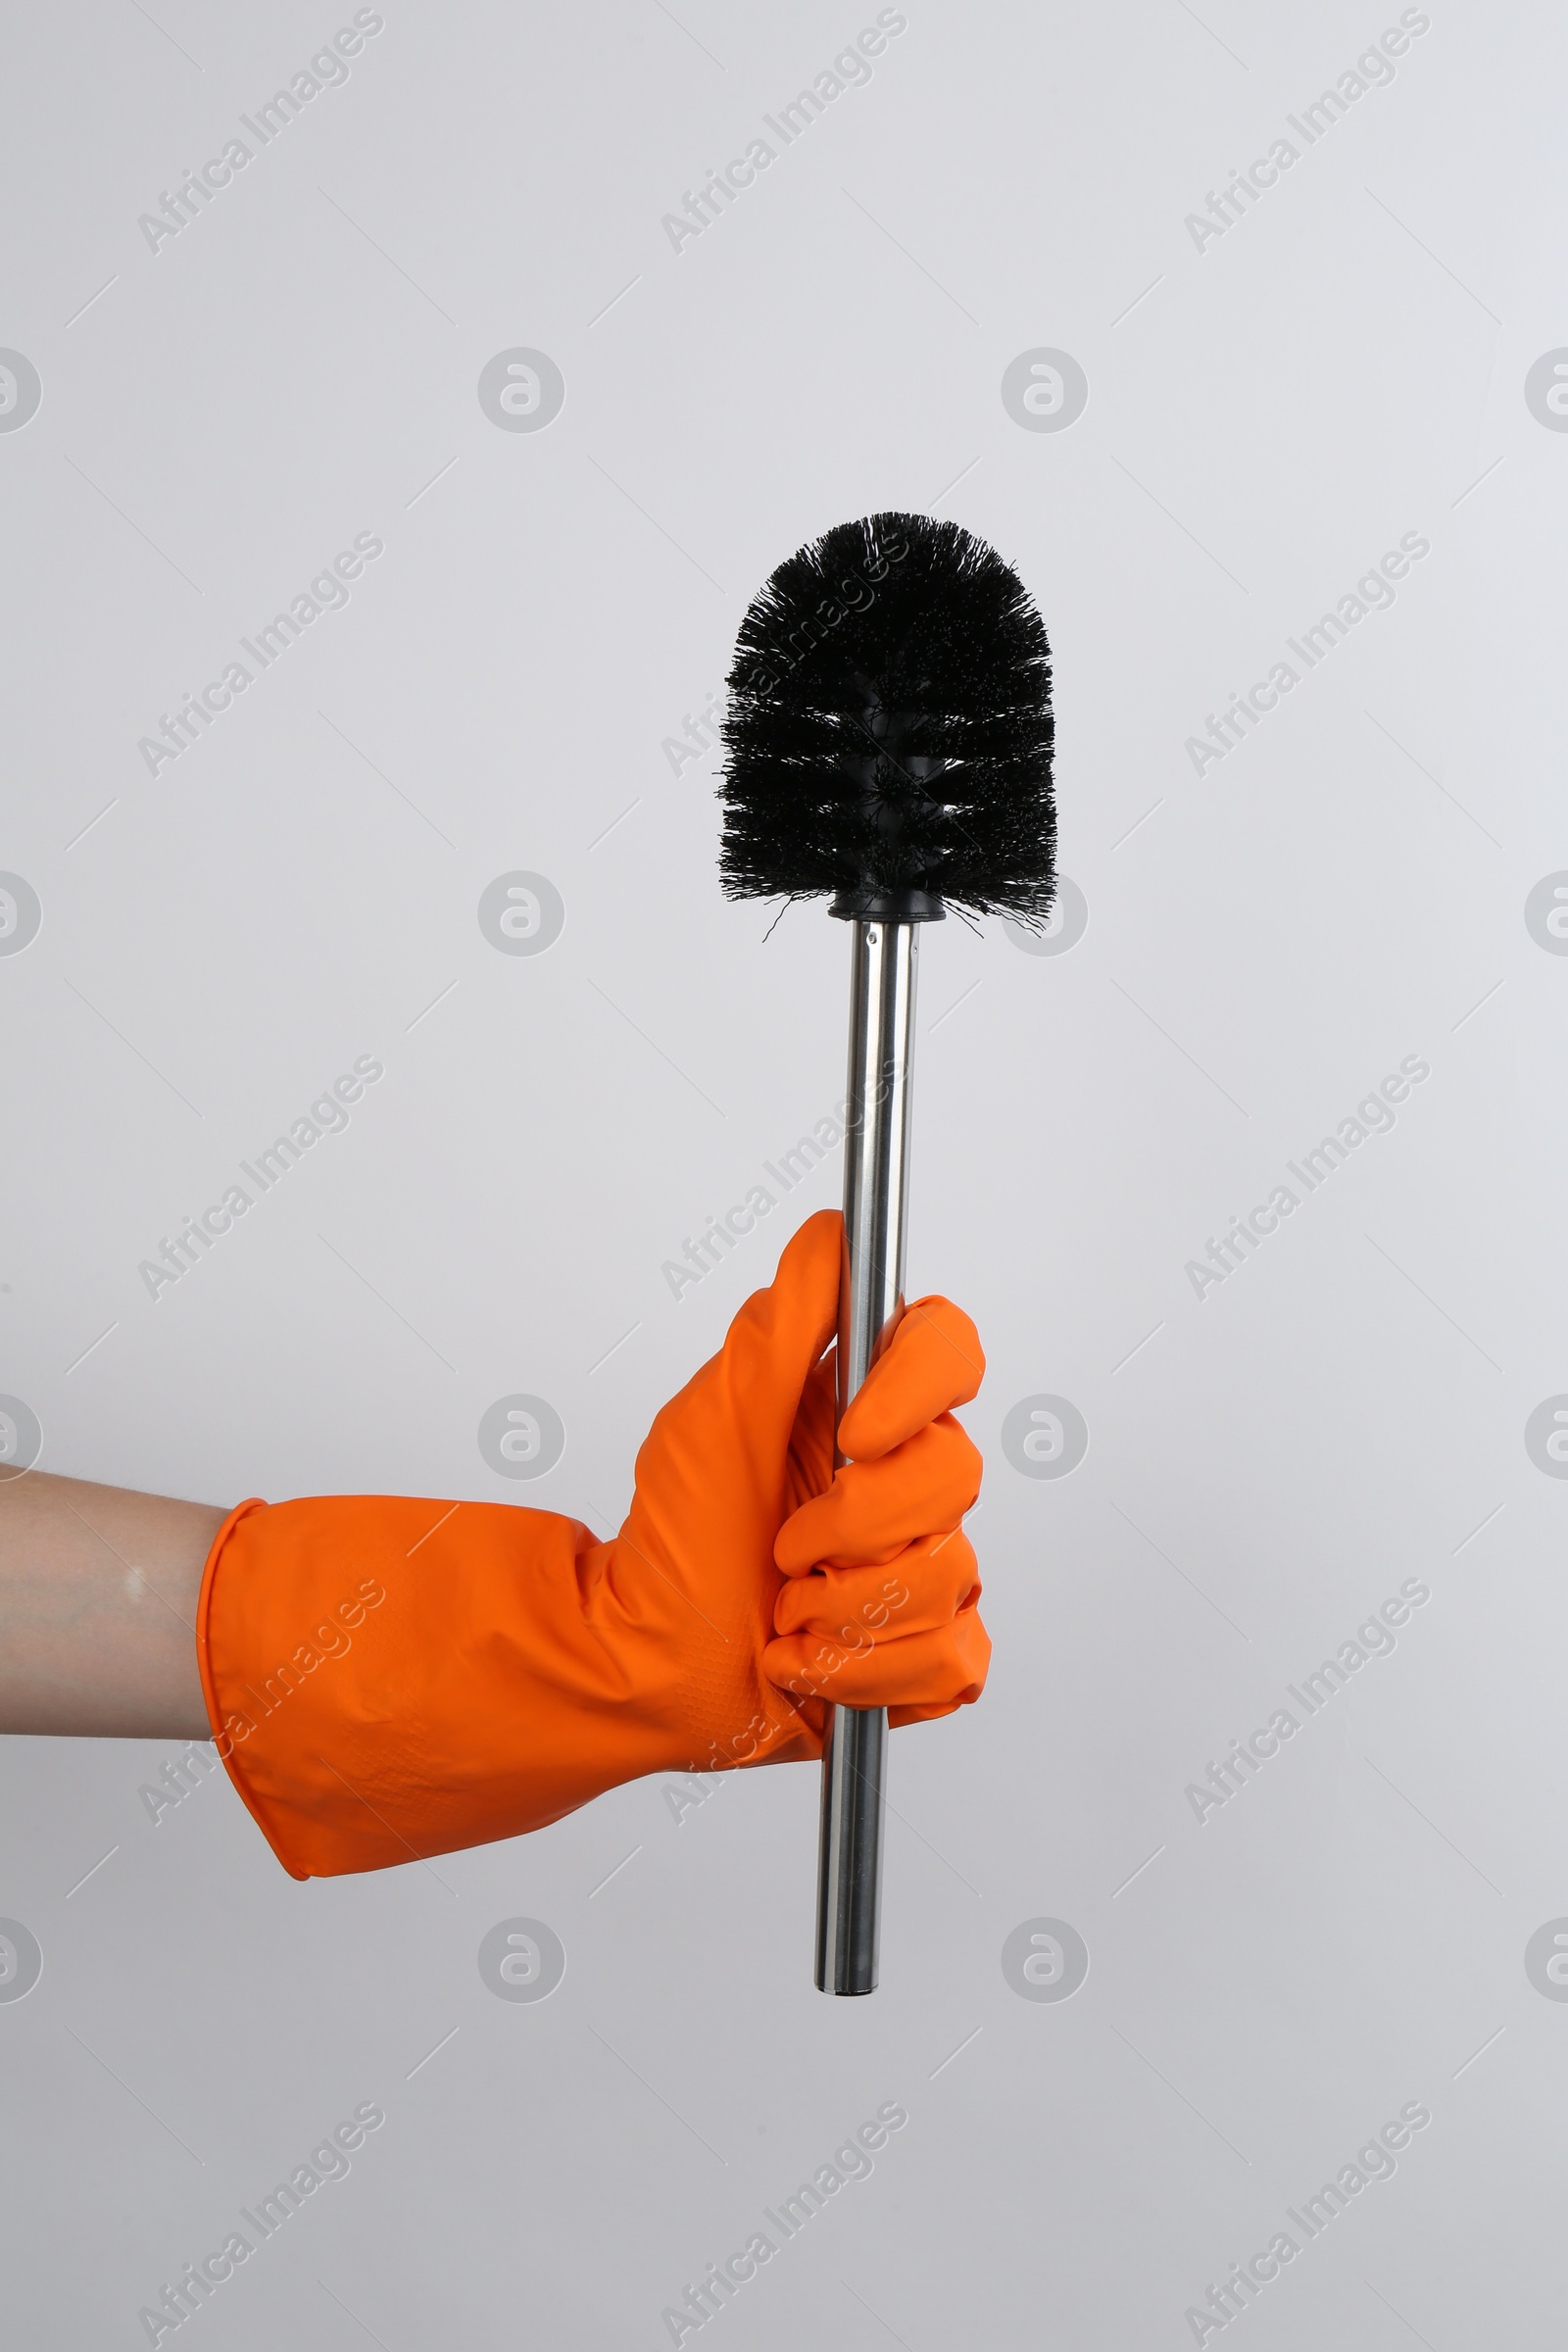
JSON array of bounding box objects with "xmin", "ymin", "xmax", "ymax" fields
[{"xmin": 828, "ymin": 886, "xmax": 946, "ymax": 922}]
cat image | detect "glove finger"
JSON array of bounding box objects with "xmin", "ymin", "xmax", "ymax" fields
[
  {"xmin": 717, "ymin": 1208, "xmax": 841, "ymax": 1422},
  {"xmin": 836, "ymin": 1296, "xmax": 985, "ymax": 1462},
  {"xmin": 639, "ymin": 1210, "xmax": 840, "ymax": 1525},
  {"xmin": 771, "ymin": 1533, "xmax": 980, "ymax": 1643},
  {"xmin": 889, "ymin": 1697, "xmax": 961, "ymax": 1728},
  {"xmin": 763, "ymin": 1603, "xmax": 990, "ymax": 1713},
  {"xmin": 783, "ymin": 1349, "xmax": 838, "ymax": 1518},
  {"xmin": 774, "ymin": 1415, "xmax": 982, "ymax": 1575}
]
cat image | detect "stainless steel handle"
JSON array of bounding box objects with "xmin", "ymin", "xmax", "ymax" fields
[{"xmin": 815, "ymin": 917, "xmax": 919, "ymax": 1995}]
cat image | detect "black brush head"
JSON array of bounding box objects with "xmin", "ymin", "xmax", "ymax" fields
[{"xmin": 718, "ymin": 511, "xmax": 1055, "ymax": 923}]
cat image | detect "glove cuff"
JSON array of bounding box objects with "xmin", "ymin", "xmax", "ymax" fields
[
  {"xmin": 194, "ymin": 1498, "xmax": 301, "ymax": 1862},
  {"xmin": 193, "ymin": 1492, "xmax": 811, "ymax": 1879}
]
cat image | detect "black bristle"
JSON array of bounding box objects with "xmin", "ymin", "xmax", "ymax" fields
[{"xmin": 718, "ymin": 511, "xmax": 1055, "ymax": 923}]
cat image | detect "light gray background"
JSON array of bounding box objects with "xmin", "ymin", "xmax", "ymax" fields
[{"xmin": 2, "ymin": 1, "xmax": 1562, "ymax": 2343}]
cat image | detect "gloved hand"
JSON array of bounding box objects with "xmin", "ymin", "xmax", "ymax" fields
[{"xmin": 197, "ymin": 1209, "xmax": 988, "ymax": 1877}]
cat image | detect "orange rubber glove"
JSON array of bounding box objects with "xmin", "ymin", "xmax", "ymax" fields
[{"xmin": 196, "ymin": 1210, "xmax": 988, "ymax": 1878}]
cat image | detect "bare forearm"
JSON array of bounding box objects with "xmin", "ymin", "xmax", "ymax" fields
[{"xmin": 0, "ymin": 1470, "xmax": 223, "ymax": 1737}]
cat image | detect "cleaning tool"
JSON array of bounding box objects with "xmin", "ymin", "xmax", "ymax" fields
[
  {"xmin": 719, "ymin": 511, "xmax": 1056, "ymax": 1992},
  {"xmin": 195, "ymin": 1212, "xmax": 990, "ymax": 1879}
]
